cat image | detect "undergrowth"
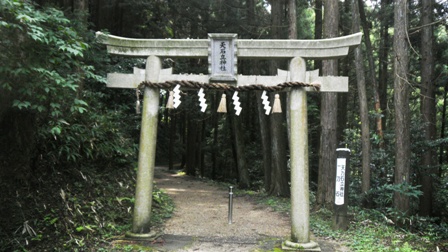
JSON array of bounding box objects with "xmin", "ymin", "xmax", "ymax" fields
[
  {"xmin": 237, "ymin": 189, "xmax": 448, "ymax": 252},
  {"xmin": 0, "ymin": 165, "xmax": 174, "ymax": 251}
]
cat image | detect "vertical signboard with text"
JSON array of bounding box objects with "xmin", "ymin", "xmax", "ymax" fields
[{"xmin": 208, "ymin": 33, "xmax": 237, "ymax": 82}]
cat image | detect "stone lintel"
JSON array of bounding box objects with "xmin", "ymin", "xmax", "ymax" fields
[
  {"xmin": 106, "ymin": 68, "xmax": 347, "ymax": 92},
  {"xmin": 96, "ymin": 32, "xmax": 362, "ymax": 60},
  {"xmin": 309, "ymin": 75, "xmax": 348, "ymax": 92},
  {"xmin": 107, "ymin": 67, "xmax": 145, "ymax": 88}
]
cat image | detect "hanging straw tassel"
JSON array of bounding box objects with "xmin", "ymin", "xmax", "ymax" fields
[
  {"xmin": 217, "ymin": 94, "xmax": 227, "ymax": 113},
  {"xmin": 135, "ymin": 89, "xmax": 141, "ymax": 114},
  {"xmin": 166, "ymin": 91, "xmax": 174, "ymax": 109},
  {"xmin": 272, "ymin": 94, "xmax": 282, "ymax": 113}
]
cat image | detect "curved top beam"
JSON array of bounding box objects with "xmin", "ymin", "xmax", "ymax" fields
[{"xmin": 96, "ymin": 32, "xmax": 362, "ymax": 60}]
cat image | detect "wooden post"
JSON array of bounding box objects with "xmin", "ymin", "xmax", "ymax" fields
[
  {"xmin": 128, "ymin": 55, "xmax": 161, "ymax": 236},
  {"xmin": 333, "ymin": 148, "xmax": 351, "ymax": 230}
]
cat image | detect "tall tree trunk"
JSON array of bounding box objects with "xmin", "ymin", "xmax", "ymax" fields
[
  {"xmin": 337, "ymin": 0, "xmax": 351, "ymax": 144},
  {"xmin": 230, "ymin": 100, "xmax": 250, "ymax": 189},
  {"xmin": 257, "ymin": 91, "xmax": 272, "ymax": 193},
  {"xmin": 179, "ymin": 110, "xmax": 187, "ymax": 170},
  {"xmin": 440, "ymin": 81, "xmax": 448, "ymax": 168},
  {"xmin": 185, "ymin": 116, "xmax": 197, "ymax": 176},
  {"xmin": 269, "ymin": 101, "xmax": 290, "ymax": 197},
  {"xmin": 168, "ymin": 110, "xmax": 175, "ymax": 170},
  {"xmin": 310, "ymin": 0, "xmax": 323, "ymax": 187},
  {"xmin": 419, "ymin": 0, "xmax": 436, "ymax": 216},
  {"xmin": 317, "ymin": 0, "xmax": 339, "ymax": 207},
  {"xmin": 288, "ymin": 0, "xmax": 297, "ymax": 39},
  {"xmin": 352, "ymin": 0, "xmax": 372, "ymax": 206},
  {"xmin": 439, "ymin": 81, "xmax": 448, "ymax": 169},
  {"xmin": 358, "ymin": 0, "xmax": 384, "ymax": 147},
  {"xmin": 393, "ymin": 0, "xmax": 411, "ymax": 215},
  {"xmin": 378, "ymin": 0, "xmax": 392, "ymax": 138},
  {"xmin": 265, "ymin": 0, "xmax": 289, "ymax": 197},
  {"xmin": 247, "ymin": 0, "xmax": 255, "ymax": 37},
  {"xmin": 211, "ymin": 93, "xmax": 219, "ymax": 179},
  {"xmin": 314, "ymin": 0, "xmax": 323, "ymax": 71},
  {"xmin": 197, "ymin": 119, "xmax": 204, "ymax": 177},
  {"xmin": 268, "ymin": 0, "xmax": 285, "ymax": 73}
]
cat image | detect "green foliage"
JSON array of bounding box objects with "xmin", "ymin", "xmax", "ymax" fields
[
  {"xmin": 310, "ymin": 208, "xmax": 342, "ymax": 239},
  {"xmin": 0, "ymin": 0, "xmax": 97, "ymax": 122},
  {"xmin": 434, "ymin": 170, "xmax": 448, "ymax": 216},
  {"xmin": 307, "ymin": 206, "xmax": 438, "ymax": 252},
  {"xmin": 150, "ymin": 188, "xmax": 174, "ymax": 225},
  {"xmin": 38, "ymin": 103, "xmax": 138, "ymax": 167},
  {"xmin": 0, "ymin": 0, "xmax": 139, "ymax": 172},
  {"xmin": 0, "ymin": 165, "xmax": 174, "ymax": 251},
  {"xmin": 368, "ymin": 183, "xmax": 422, "ymax": 210}
]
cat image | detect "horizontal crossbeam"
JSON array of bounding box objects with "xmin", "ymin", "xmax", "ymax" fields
[
  {"xmin": 106, "ymin": 68, "xmax": 348, "ymax": 92},
  {"xmin": 96, "ymin": 32, "xmax": 362, "ymax": 60}
]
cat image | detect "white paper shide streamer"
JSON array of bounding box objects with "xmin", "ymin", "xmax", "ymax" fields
[
  {"xmin": 198, "ymin": 88, "xmax": 207, "ymax": 112},
  {"xmin": 232, "ymin": 91, "xmax": 242, "ymax": 116},
  {"xmin": 173, "ymin": 84, "xmax": 181, "ymax": 108},
  {"xmin": 261, "ymin": 90, "xmax": 271, "ymax": 115}
]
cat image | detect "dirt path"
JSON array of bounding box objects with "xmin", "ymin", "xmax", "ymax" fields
[{"xmin": 150, "ymin": 166, "xmax": 348, "ymax": 251}]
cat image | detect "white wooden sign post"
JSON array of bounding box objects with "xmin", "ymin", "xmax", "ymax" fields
[{"xmin": 97, "ymin": 31, "xmax": 361, "ymax": 250}]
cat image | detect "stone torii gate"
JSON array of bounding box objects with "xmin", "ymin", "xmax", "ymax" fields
[{"xmin": 97, "ymin": 32, "xmax": 361, "ymax": 250}]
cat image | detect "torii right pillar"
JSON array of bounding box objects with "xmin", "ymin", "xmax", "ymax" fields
[{"xmin": 285, "ymin": 56, "xmax": 320, "ymax": 251}]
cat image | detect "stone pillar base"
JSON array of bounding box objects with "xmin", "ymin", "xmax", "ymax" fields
[
  {"xmin": 282, "ymin": 240, "xmax": 321, "ymax": 251},
  {"xmin": 125, "ymin": 230, "xmax": 159, "ymax": 240}
]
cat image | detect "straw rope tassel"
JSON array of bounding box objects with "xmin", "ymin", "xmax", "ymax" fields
[
  {"xmin": 272, "ymin": 94, "xmax": 282, "ymax": 113},
  {"xmin": 166, "ymin": 91, "xmax": 174, "ymax": 109},
  {"xmin": 217, "ymin": 94, "xmax": 227, "ymax": 113}
]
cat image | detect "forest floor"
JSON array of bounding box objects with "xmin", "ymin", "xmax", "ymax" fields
[{"xmin": 120, "ymin": 166, "xmax": 351, "ymax": 252}]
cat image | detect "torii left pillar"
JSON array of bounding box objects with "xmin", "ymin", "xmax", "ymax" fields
[{"xmin": 127, "ymin": 55, "xmax": 161, "ymax": 238}]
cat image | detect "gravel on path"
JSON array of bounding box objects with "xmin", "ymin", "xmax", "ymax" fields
[{"xmin": 150, "ymin": 166, "xmax": 349, "ymax": 252}]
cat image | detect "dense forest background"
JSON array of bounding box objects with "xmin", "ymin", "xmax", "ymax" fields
[{"xmin": 1, "ymin": 0, "xmax": 448, "ymax": 250}]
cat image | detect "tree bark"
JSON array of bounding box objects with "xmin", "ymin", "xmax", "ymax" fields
[
  {"xmin": 419, "ymin": 0, "xmax": 436, "ymax": 216},
  {"xmin": 440, "ymin": 81, "xmax": 448, "ymax": 168},
  {"xmin": 314, "ymin": 0, "xmax": 323, "ymax": 71},
  {"xmin": 179, "ymin": 110, "xmax": 187, "ymax": 170},
  {"xmin": 317, "ymin": 0, "xmax": 339, "ymax": 207},
  {"xmin": 211, "ymin": 93, "xmax": 219, "ymax": 179},
  {"xmin": 352, "ymin": 0, "xmax": 372, "ymax": 206},
  {"xmin": 311, "ymin": 0, "xmax": 323, "ymax": 187},
  {"xmin": 378, "ymin": 0, "xmax": 393, "ymax": 138},
  {"xmin": 168, "ymin": 110, "xmax": 175, "ymax": 170},
  {"xmin": 230, "ymin": 101, "xmax": 250, "ymax": 189},
  {"xmin": 288, "ymin": 0, "xmax": 297, "ymax": 39},
  {"xmin": 186, "ymin": 116, "xmax": 197, "ymax": 176},
  {"xmin": 269, "ymin": 103, "xmax": 290, "ymax": 197},
  {"xmin": 257, "ymin": 92, "xmax": 272, "ymax": 193},
  {"xmin": 393, "ymin": 0, "xmax": 411, "ymax": 215},
  {"xmin": 197, "ymin": 119, "xmax": 204, "ymax": 177},
  {"xmin": 337, "ymin": 0, "xmax": 351, "ymax": 144},
  {"xmin": 358, "ymin": 0, "xmax": 384, "ymax": 147},
  {"xmin": 264, "ymin": 0, "xmax": 289, "ymax": 197}
]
